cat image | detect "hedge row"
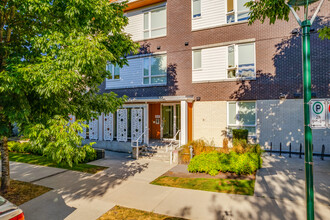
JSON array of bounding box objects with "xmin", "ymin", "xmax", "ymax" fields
[{"xmin": 188, "ymin": 151, "xmax": 262, "ymax": 176}]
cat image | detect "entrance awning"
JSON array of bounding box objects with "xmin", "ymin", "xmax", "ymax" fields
[{"xmin": 126, "ymin": 95, "xmax": 195, "ymax": 103}]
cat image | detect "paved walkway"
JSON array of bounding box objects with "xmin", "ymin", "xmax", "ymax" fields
[{"xmin": 7, "ymin": 152, "xmax": 330, "ymax": 220}]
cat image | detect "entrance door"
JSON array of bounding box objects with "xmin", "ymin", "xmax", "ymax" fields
[{"xmin": 162, "ymin": 105, "xmax": 174, "ymax": 138}]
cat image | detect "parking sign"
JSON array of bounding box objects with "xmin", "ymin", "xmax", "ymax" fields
[{"xmin": 310, "ymin": 99, "xmax": 326, "ymax": 129}]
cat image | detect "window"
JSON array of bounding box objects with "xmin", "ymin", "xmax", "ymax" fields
[
  {"xmin": 106, "ymin": 63, "xmax": 120, "ymax": 80},
  {"xmin": 228, "ymin": 101, "xmax": 256, "ymax": 136},
  {"xmin": 227, "ymin": 43, "xmax": 255, "ymax": 78},
  {"xmin": 193, "ymin": 50, "xmax": 202, "ymax": 70},
  {"xmin": 143, "ymin": 54, "xmax": 167, "ymax": 85},
  {"xmin": 143, "ymin": 7, "xmax": 166, "ymax": 39},
  {"xmin": 192, "ymin": 0, "xmax": 201, "ymax": 18},
  {"xmin": 227, "ymin": 0, "xmax": 250, "ymax": 23}
]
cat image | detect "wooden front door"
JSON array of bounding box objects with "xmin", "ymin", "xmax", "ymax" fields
[{"xmin": 149, "ymin": 103, "xmax": 161, "ymax": 139}]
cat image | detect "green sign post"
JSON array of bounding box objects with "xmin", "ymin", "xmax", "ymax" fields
[{"xmin": 287, "ymin": 0, "xmax": 325, "ymax": 219}]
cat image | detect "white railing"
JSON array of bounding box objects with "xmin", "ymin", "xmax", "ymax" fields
[
  {"xmin": 168, "ymin": 130, "xmax": 181, "ymax": 164},
  {"xmin": 131, "ymin": 128, "xmax": 149, "ymax": 160}
]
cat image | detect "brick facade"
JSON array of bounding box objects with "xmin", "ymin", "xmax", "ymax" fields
[{"xmin": 100, "ymin": 0, "xmax": 330, "ymax": 101}]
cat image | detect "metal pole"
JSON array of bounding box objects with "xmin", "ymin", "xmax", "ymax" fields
[{"xmin": 302, "ymin": 19, "xmax": 314, "ymax": 220}]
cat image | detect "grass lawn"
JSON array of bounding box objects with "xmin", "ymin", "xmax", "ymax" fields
[
  {"xmin": 151, "ymin": 176, "xmax": 255, "ymax": 195},
  {"xmin": 0, "ymin": 179, "xmax": 51, "ymax": 206},
  {"xmin": 9, "ymin": 152, "xmax": 108, "ymax": 174},
  {"xmin": 98, "ymin": 205, "xmax": 187, "ymax": 220}
]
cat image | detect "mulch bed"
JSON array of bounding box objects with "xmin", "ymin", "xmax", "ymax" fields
[{"xmin": 164, "ymin": 164, "xmax": 255, "ymax": 180}]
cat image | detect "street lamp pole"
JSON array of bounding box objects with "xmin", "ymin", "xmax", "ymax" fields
[{"xmin": 287, "ymin": 0, "xmax": 325, "ymax": 219}]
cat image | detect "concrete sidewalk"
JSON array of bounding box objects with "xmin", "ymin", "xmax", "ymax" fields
[{"xmin": 10, "ymin": 152, "xmax": 330, "ymax": 220}]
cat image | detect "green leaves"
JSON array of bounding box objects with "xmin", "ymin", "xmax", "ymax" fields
[
  {"xmin": 245, "ymin": 0, "xmax": 293, "ymax": 25},
  {"xmin": 0, "ymin": 0, "xmax": 138, "ymax": 166},
  {"xmin": 318, "ymin": 26, "xmax": 330, "ymax": 40},
  {"xmin": 24, "ymin": 115, "xmax": 95, "ymax": 167}
]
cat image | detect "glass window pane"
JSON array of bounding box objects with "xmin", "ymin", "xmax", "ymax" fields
[
  {"xmin": 114, "ymin": 65, "xmax": 120, "ymax": 79},
  {"xmin": 143, "ymin": 58, "xmax": 149, "ymax": 76},
  {"xmin": 228, "ymin": 45, "xmax": 235, "ymax": 68},
  {"xmin": 237, "ymin": 0, "xmax": 249, "ymax": 12},
  {"xmin": 151, "ymin": 55, "xmax": 167, "ymax": 76},
  {"xmin": 151, "ymin": 8, "xmax": 166, "ymax": 29},
  {"xmin": 238, "ymin": 11, "xmax": 249, "ymax": 21},
  {"xmin": 227, "ymin": 0, "xmax": 234, "ymax": 12},
  {"xmin": 106, "ymin": 64, "xmax": 112, "ymax": 79},
  {"xmin": 193, "ymin": 50, "xmax": 201, "ymax": 69},
  {"xmin": 243, "ymin": 126, "xmax": 256, "ymax": 136},
  {"xmin": 151, "ymin": 76, "xmax": 166, "ymax": 84},
  {"xmin": 238, "ymin": 102, "xmax": 256, "ymax": 125},
  {"xmin": 227, "ymin": 13, "xmax": 235, "ymax": 23},
  {"xmin": 193, "ymin": 0, "xmax": 201, "ymax": 17},
  {"xmin": 228, "ymin": 103, "xmax": 236, "ymax": 125},
  {"xmin": 151, "ymin": 28, "xmax": 166, "ymax": 38},
  {"xmin": 144, "ymin": 13, "xmax": 149, "ymax": 30},
  {"xmin": 238, "ymin": 44, "xmax": 255, "ymax": 77},
  {"xmin": 227, "ymin": 69, "xmax": 236, "ymax": 78},
  {"xmin": 144, "ymin": 31, "xmax": 149, "ymax": 39},
  {"xmin": 143, "ymin": 77, "xmax": 149, "ymax": 84}
]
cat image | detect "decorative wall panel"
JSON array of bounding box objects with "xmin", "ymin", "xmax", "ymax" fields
[
  {"xmin": 131, "ymin": 109, "xmax": 143, "ymax": 142},
  {"xmin": 78, "ymin": 121, "xmax": 87, "ymax": 139},
  {"xmin": 117, "ymin": 109, "xmax": 128, "ymax": 142},
  {"xmin": 104, "ymin": 113, "xmax": 114, "ymax": 141},
  {"xmin": 89, "ymin": 117, "xmax": 98, "ymax": 140}
]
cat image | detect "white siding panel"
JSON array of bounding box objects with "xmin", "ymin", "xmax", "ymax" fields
[
  {"xmin": 192, "ymin": 46, "xmax": 227, "ymax": 82},
  {"xmin": 106, "ymin": 57, "xmax": 143, "ymax": 89},
  {"xmin": 124, "ymin": 10, "xmax": 144, "ymax": 42},
  {"xmin": 192, "ymin": 0, "xmax": 226, "ymax": 31}
]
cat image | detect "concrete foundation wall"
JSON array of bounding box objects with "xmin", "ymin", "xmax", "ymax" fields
[
  {"xmin": 192, "ymin": 101, "xmax": 227, "ymax": 147},
  {"xmin": 82, "ymin": 140, "xmax": 132, "ymax": 153},
  {"xmin": 257, "ymin": 99, "xmax": 330, "ymax": 154}
]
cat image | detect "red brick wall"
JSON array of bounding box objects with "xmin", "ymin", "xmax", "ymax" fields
[{"xmin": 100, "ymin": 0, "xmax": 330, "ymax": 101}]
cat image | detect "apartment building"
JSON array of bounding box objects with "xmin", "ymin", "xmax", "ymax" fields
[{"xmin": 80, "ymin": 0, "xmax": 330, "ymax": 154}]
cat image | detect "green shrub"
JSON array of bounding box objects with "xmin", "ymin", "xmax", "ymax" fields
[
  {"xmin": 188, "ymin": 151, "xmax": 221, "ymax": 176},
  {"xmin": 188, "ymin": 151, "xmax": 262, "ymax": 176},
  {"xmin": 8, "ymin": 141, "xmax": 43, "ymax": 155},
  {"xmin": 81, "ymin": 145, "xmax": 97, "ymax": 163},
  {"xmin": 232, "ymin": 129, "xmax": 248, "ymax": 141}
]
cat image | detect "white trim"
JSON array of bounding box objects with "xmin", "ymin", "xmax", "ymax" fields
[
  {"xmin": 181, "ymin": 101, "xmax": 188, "ymax": 145},
  {"xmin": 144, "ymin": 105, "xmax": 149, "ymax": 145},
  {"xmin": 127, "ymin": 51, "xmax": 167, "ymax": 60},
  {"xmin": 192, "ymin": 38, "xmax": 255, "ymax": 50},
  {"xmin": 191, "ymin": 20, "xmax": 248, "ymax": 32},
  {"xmin": 191, "ymin": 0, "xmax": 202, "ymax": 19},
  {"xmin": 227, "ymin": 101, "xmax": 257, "ymax": 136},
  {"xmin": 143, "ymin": 6, "xmax": 167, "ymax": 40},
  {"xmin": 192, "ymin": 49, "xmax": 202, "ymax": 70},
  {"xmin": 191, "ymin": 77, "xmax": 256, "ymax": 84},
  {"xmin": 142, "ymin": 54, "xmax": 167, "ymax": 86},
  {"xmin": 226, "ymin": 0, "xmax": 251, "ymax": 24},
  {"xmin": 225, "ymin": 42, "xmax": 256, "ymax": 79}
]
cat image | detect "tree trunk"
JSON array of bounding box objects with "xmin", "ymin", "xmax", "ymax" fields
[{"xmin": 0, "ymin": 136, "xmax": 10, "ymax": 193}]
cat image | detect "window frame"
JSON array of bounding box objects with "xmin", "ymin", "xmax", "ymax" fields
[
  {"xmin": 227, "ymin": 101, "xmax": 257, "ymax": 136},
  {"xmin": 192, "ymin": 0, "xmax": 202, "ymax": 19},
  {"xmin": 143, "ymin": 6, "xmax": 167, "ymax": 40},
  {"xmin": 226, "ymin": 42, "xmax": 256, "ymax": 79},
  {"xmin": 226, "ymin": 0, "xmax": 250, "ymax": 24},
  {"xmin": 106, "ymin": 63, "xmax": 120, "ymax": 81},
  {"xmin": 192, "ymin": 49, "xmax": 202, "ymax": 70},
  {"xmin": 142, "ymin": 54, "xmax": 167, "ymax": 85}
]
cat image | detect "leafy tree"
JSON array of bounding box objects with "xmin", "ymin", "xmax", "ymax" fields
[
  {"xmin": 0, "ymin": 0, "xmax": 138, "ymax": 192},
  {"xmin": 246, "ymin": 0, "xmax": 329, "ymax": 39}
]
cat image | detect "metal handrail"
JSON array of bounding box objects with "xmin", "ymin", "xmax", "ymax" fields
[
  {"xmin": 168, "ymin": 130, "xmax": 181, "ymax": 164},
  {"xmin": 131, "ymin": 128, "xmax": 149, "ymax": 159}
]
